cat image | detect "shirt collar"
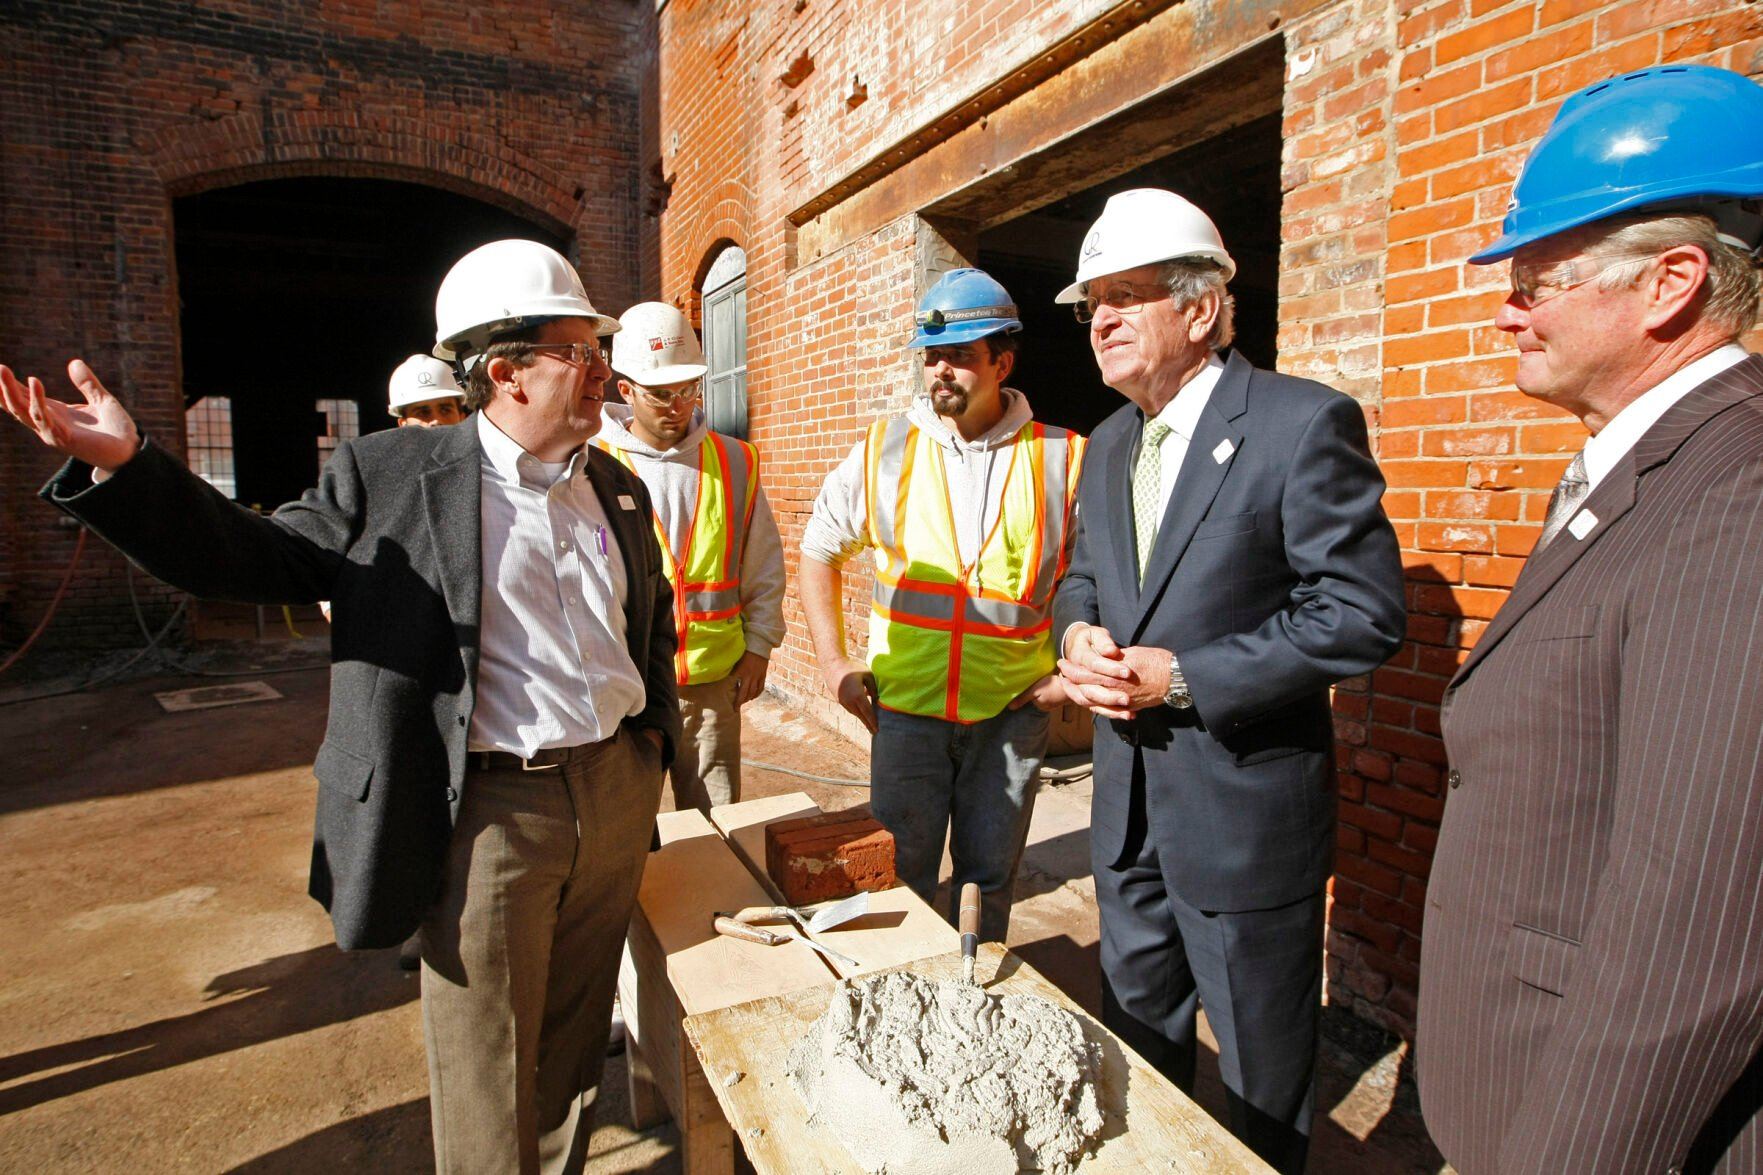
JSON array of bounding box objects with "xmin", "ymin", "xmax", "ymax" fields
[
  {"xmin": 1581, "ymin": 344, "xmax": 1751, "ymax": 490},
  {"xmin": 1150, "ymin": 353, "xmax": 1226, "ymax": 441},
  {"xmin": 476, "ymin": 411, "xmax": 583, "ymax": 489}
]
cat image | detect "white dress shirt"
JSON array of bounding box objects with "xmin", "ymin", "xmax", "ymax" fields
[
  {"xmin": 1139, "ymin": 353, "xmax": 1226, "ymax": 516},
  {"xmin": 1580, "ymin": 344, "xmax": 1751, "ymax": 492},
  {"xmin": 469, "ymin": 412, "xmax": 646, "ymax": 757}
]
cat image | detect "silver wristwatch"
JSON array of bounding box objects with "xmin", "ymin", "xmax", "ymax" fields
[{"xmin": 1163, "ymin": 652, "xmax": 1193, "ymax": 710}]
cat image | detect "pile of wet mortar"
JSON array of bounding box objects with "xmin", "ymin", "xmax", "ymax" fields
[{"xmin": 788, "ymin": 970, "xmax": 1104, "ymax": 1173}]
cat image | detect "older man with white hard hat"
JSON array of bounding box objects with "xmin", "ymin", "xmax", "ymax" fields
[
  {"xmin": 1418, "ymin": 64, "xmax": 1763, "ymax": 1173},
  {"xmin": 1052, "ymin": 189, "xmax": 1405, "ymax": 1172},
  {"xmin": 1, "ymin": 238, "xmax": 679, "ymax": 1174},
  {"xmin": 595, "ymin": 301, "xmax": 786, "ymax": 810}
]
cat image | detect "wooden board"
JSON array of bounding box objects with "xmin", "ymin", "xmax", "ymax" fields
[
  {"xmin": 618, "ymin": 806, "xmax": 839, "ymax": 1172},
  {"xmin": 710, "ymin": 793, "xmax": 962, "ymax": 978},
  {"xmin": 682, "ymin": 942, "xmax": 1274, "ymax": 1174}
]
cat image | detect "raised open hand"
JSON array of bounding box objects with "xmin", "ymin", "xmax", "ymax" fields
[{"xmin": 0, "ymin": 359, "xmax": 142, "ymax": 472}]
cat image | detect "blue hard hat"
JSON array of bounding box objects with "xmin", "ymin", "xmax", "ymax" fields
[
  {"xmin": 908, "ymin": 268, "xmax": 1023, "ymax": 348},
  {"xmin": 1470, "ymin": 64, "xmax": 1763, "ymax": 264}
]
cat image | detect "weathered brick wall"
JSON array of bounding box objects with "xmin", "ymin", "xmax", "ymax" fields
[
  {"xmin": 0, "ymin": 1, "xmax": 650, "ymax": 653},
  {"xmin": 657, "ymin": 0, "xmax": 1763, "ymax": 1037}
]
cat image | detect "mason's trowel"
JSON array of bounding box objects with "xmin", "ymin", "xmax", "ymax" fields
[
  {"xmin": 959, "ymin": 882, "xmax": 982, "ymax": 985},
  {"xmin": 714, "ymin": 890, "xmax": 871, "ymax": 968}
]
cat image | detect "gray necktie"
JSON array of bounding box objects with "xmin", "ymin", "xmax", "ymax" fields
[{"xmin": 1538, "ymin": 450, "xmax": 1589, "ymax": 551}]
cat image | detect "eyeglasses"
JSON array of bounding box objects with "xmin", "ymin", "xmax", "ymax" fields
[
  {"xmin": 527, "ymin": 342, "xmax": 608, "ymax": 367},
  {"xmin": 1508, "ymin": 253, "xmax": 1651, "ymax": 309},
  {"xmin": 1073, "ymin": 279, "xmax": 1169, "ymax": 323},
  {"xmin": 633, "ymin": 382, "xmax": 701, "ymax": 407}
]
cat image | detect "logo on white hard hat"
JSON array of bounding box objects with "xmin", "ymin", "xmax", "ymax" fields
[
  {"xmin": 649, "ymin": 336, "xmax": 666, "ymax": 351},
  {"xmin": 1081, "ymin": 228, "xmax": 1104, "ymax": 262},
  {"xmin": 417, "ymin": 370, "xmax": 435, "ymax": 386}
]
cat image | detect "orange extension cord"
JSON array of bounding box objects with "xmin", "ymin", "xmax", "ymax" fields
[{"xmin": 0, "ymin": 528, "xmax": 89, "ymax": 678}]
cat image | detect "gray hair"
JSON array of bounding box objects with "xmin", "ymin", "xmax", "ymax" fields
[
  {"xmin": 1584, "ymin": 213, "xmax": 1760, "ymax": 339},
  {"xmin": 1157, "ymin": 258, "xmax": 1236, "ymax": 350}
]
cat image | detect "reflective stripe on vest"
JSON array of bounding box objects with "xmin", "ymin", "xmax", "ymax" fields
[
  {"xmin": 599, "ymin": 433, "xmax": 758, "ymax": 685},
  {"xmin": 862, "ymin": 416, "xmax": 1085, "ymax": 723}
]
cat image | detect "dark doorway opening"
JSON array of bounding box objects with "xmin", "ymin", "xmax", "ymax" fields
[
  {"xmin": 977, "ymin": 109, "xmax": 1283, "ymax": 437},
  {"xmin": 174, "ymin": 178, "xmax": 566, "ymax": 509}
]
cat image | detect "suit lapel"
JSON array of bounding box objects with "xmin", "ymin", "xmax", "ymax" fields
[
  {"xmin": 1452, "ymin": 355, "xmax": 1763, "ymax": 686},
  {"xmin": 1133, "ymin": 352, "xmax": 1248, "ymax": 638},
  {"xmin": 421, "ymin": 422, "xmax": 484, "ymax": 682},
  {"xmin": 1099, "ymin": 420, "xmax": 1140, "ymax": 607}
]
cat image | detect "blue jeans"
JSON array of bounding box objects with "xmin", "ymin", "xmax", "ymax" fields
[{"xmin": 869, "ymin": 704, "xmax": 1049, "ymax": 942}]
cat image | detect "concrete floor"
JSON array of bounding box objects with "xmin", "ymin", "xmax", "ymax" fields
[{"xmin": 0, "ymin": 642, "xmax": 1448, "ymax": 1172}]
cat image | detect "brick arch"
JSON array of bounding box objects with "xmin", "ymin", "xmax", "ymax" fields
[
  {"xmin": 667, "ymin": 178, "xmax": 755, "ymax": 292},
  {"xmin": 146, "ymin": 110, "xmax": 579, "ymax": 238}
]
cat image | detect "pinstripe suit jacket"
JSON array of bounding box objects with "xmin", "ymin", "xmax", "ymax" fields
[{"xmin": 1419, "ymin": 354, "xmax": 1763, "ymax": 1174}]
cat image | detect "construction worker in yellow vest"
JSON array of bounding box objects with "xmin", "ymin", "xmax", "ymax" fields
[
  {"xmin": 597, "ymin": 302, "xmax": 785, "ymax": 811},
  {"xmin": 800, "ymin": 268, "xmax": 1085, "ymax": 942}
]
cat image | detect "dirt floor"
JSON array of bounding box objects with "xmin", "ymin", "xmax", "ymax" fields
[{"xmin": 0, "ymin": 637, "xmax": 1449, "ymax": 1173}]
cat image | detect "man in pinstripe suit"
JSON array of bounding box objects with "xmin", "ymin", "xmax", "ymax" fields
[{"xmin": 1418, "ymin": 65, "xmax": 1763, "ymax": 1173}]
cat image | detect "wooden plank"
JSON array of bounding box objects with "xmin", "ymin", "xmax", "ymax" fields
[
  {"xmin": 642, "ymin": 806, "xmax": 837, "ymax": 1013},
  {"xmin": 683, "ymin": 943, "xmax": 1274, "ymax": 1174},
  {"xmin": 710, "ymin": 794, "xmax": 961, "ymax": 979},
  {"xmin": 621, "ymin": 806, "xmax": 841, "ymax": 1171},
  {"xmin": 709, "ymin": 791, "xmax": 820, "ymax": 903}
]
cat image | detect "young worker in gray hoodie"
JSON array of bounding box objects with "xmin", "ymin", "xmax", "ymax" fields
[
  {"xmin": 799, "ymin": 268, "xmax": 1082, "ymax": 941},
  {"xmin": 599, "ymin": 302, "xmax": 786, "ymax": 810}
]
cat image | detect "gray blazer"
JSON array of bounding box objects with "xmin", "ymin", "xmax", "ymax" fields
[
  {"xmin": 43, "ymin": 419, "xmax": 680, "ymax": 950},
  {"xmin": 1053, "ymin": 349, "xmax": 1405, "ymax": 912},
  {"xmin": 1419, "ymin": 354, "xmax": 1763, "ymax": 1173}
]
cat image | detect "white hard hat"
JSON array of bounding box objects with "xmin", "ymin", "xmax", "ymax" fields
[
  {"xmin": 432, "ymin": 239, "xmax": 621, "ymax": 363},
  {"xmin": 387, "ymin": 355, "xmax": 465, "ymax": 416},
  {"xmin": 1054, "ymin": 188, "xmax": 1237, "ymax": 303},
  {"xmin": 611, "ymin": 301, "xmax": 709, "ymax": 385}
]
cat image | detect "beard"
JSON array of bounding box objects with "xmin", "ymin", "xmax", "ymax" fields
[{"xmin": 929, "ymin": 380, "xmax": 969, "ymax": 417}]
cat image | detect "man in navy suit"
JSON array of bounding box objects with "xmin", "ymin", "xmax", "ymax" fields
[{"xmin": 1054, "ymin": 188, "xmax": 1405, "ymax": 1172}]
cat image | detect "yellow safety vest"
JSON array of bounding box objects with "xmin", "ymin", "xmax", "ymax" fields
[
  {"xmin": 600, "ymin": 433, "xmax": 759, "ymax": 685},
  {"xmin": 863, "ymin": 417, "xmax": 1086, "ymax": 723}
]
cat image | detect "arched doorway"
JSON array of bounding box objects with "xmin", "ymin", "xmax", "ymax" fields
[
  {"xmin": 173, "ymin": 177, "xmax": 567, "ymax": 509},
  {"xmin": 699, "ymin": 244, "xmax": 749, "ymax": 439}
]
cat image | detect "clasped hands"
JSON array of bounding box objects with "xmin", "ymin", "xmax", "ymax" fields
[{"xmin": 1054, "ymin": 622, "xmax": 1172, "ymax": 721}]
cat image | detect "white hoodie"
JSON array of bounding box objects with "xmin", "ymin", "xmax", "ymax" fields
[
  {"xmin": 800, "ymin": 387, "xmax": 1037, "ymax": 569},
  {"xmin": 596, "ymin": 404, "xmax": 787, "ymax": 660}
]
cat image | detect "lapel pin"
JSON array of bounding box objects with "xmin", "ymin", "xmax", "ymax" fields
[
  {"xmin": 617, "ymin": 494, "xmax": 637, "ymax": 511},
  {"xmin": 1212, "ymin": 439, "xmax": 1235, "ymax": 464},
  {"xmin": 1568, "ymin": 510, "xmax": 1598, "ymax": 540}
]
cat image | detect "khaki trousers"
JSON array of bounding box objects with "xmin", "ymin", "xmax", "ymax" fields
[
  {"xmin": 669, "ymin": 676, "xmax": 742, "ymax": 811},
  {"xmin": 420, "ymin": 727, "xmax": 663, "ymax": 1175}
]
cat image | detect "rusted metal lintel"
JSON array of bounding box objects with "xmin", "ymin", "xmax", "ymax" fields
[
  {"xmin": 787, "ymin": 0, "xmax": 1187, "ymax": 228},
  {"xmin": 794, "ymin": 0, "xmax": 1316, "ymax": 267}
]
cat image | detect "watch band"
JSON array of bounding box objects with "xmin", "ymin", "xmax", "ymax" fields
[{"xmin": 1164, "ymin": 651, "xmax": 1193, "ymax": 710}]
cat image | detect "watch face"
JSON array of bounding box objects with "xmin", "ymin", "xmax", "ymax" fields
[{"xmin": 1170, "ymin": 691, "xmax": 1193, "ymax": 709}]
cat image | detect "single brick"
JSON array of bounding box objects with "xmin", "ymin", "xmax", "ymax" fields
[{"xmin": 764, "ymin": 806, "xmax": 896, "ymax": 906}]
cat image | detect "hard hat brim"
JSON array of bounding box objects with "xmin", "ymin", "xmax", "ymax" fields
[
  {"xmin": 614, "ymin": 362, "xmax": 709, "ymax": 386},
  {"xmin": 433, "ymin": 311, "xmax": 623, "ymax": 361}
]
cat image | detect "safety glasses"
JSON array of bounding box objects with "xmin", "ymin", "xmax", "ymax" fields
[{"xmin": 1073, "ymin": 279, "xmax": 1170, "ymax": 323}]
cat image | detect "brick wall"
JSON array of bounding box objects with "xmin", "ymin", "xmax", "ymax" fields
[
  {"xmin": 656, "ymin": 0, "xmax": 1763, "ymax": 1036},
  {"xmin": 0, "ymin": 1, "xmax": 650, "ymax": 654}
]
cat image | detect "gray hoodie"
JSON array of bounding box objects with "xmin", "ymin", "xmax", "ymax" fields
[
  {"xmin": 800, "ymin": 387, "xmax": 1038, "ymax": 568},
  {"xmin": 596, "ymin": 404, "xmax": 787, "ymax": 660}
]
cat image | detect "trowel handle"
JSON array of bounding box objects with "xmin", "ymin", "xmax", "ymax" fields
[
  {"xmin": 712, "ymin": 915, "xmax": 789, "ymax": 945},
  {"xmin": 717, "ymin": 906, "xmax": 791, "ymax": 926},
  {"xmin": 958, "ymin": 882, "xmax": 981, "ymax": 971}
]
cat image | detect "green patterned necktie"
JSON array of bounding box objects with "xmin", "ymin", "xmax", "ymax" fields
[{"xmin": 1133, "ymin": 419, "xmax": 1172, "ymax": 582}]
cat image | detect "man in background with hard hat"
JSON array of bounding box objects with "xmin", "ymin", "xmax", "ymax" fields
[
  {"xmin": 1, "ymin": 237, "xmax": 679, "ymax": 1175},
  {"xmin": 1418, "ymin": 65, "xmax": 1763, "ymax": 1173},
  {"xmin": 386, "ymin": 353, "xmax": 469, "ymax": 427},
  {"xmin": 596, "ymin": 301, "xmax": 785, "ymax": 810},
  {"xmin": 1054, "ymin": 188, "xmax": 1404, "ymax": 1173},
  {"xmin": 800, "ymin": 267, "xmax": 1083, "ymax": 942}
]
